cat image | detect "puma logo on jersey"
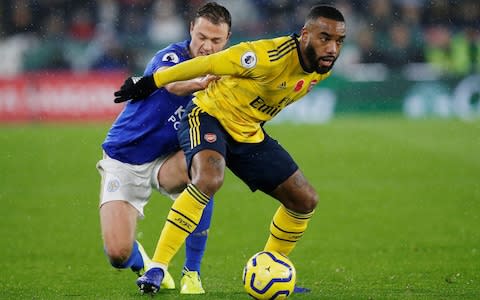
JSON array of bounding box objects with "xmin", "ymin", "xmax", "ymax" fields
[{"xmin": 277, "ymin": 81, "xmax": 287, "ymax": 89}]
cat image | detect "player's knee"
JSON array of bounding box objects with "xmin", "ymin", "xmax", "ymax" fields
[
  {"xmin": 193, "ymin": 175, "xmax": 223, "ymax": 197},
  {"xmin": 293, "ymin": 191, "xmax": 318, "ymax": 213},
  {"xmin": 105, "ymin": 245, "xmax": 132, "ymax": 267},
  {"xmin": 191, "ymin": 150, "xmax": 225, "ymax": 196},
  {"xmin": 303, "ymin": 191, "xmax": 319, "ymax": 212}
]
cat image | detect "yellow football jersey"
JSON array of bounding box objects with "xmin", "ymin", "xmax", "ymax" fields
[{"xmin": 153, "ymin": 35, "xmax": 331, "ymax": 143}]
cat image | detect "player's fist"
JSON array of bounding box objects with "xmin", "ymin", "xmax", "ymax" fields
[{"xmin": 114, "ymin": 75, "xmax": 157, "ymax": 103}]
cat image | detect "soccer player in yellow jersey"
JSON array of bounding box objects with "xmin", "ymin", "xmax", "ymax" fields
[{"xmin": 114, "ymin": 5, "xmax": 346, "ymax": 295}]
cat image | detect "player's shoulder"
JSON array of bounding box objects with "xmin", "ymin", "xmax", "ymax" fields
[
  {"xmin": 222, "ymin": 35, "xmax": 297, "ymax": 72},
  {"xmin": 248, "ymin": 35, "xmax": 296, "ymax": 51},
  {"xmin": 156, "ymin": 40, "xmax": 191, "ymax": 63},
  {"xmin": 267, "ymin": 35, "xmax": 297, "ymax": 58},
  {"xmin": 145, "ymin": 40, "xmax": 191, "ymax": 74},
  {"xmin": 245, "ymin": 35, "xmax": 297, "ymax": 62}
]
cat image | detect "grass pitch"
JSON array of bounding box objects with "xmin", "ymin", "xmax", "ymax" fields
[{"xmin": 0, "ymin": 115, "xmax": 479, "ymax": 299}]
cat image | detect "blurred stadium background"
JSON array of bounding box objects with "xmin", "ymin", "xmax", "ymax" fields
[{"xmin": 0, "ymin": 0, "xmax": 479, "ymax": 121}]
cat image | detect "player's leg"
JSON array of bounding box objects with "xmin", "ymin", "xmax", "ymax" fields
[
  {"xmin": 156, "ymin": 150, "xmax": 189, "ymax": 195},
  {"xmin": 184, "ymin": 197, "xmax": 213, "ymax": 272},
  {"xmin": 227, "ymin": 134, "xmax": 318, "ymax": 256},
  {"xmin": 138, "ymin": 104, "xmax": 226, "ymax": 294},
  {"xmin": 100, "ymin": 201, "xmax": 144, "ymax": 272},
  {"xmin": 180, "ymin": 197, "xmax": 214, "ymax": 294},
  {"xmin": 155, "ymin": 150, "xmax": 210, "ymax": 293},
  {"xmin": 266, "ymin": 170, "xmax": 316, "ymax": 294},
  {"xmin": 151, "ymin": 105, "xmax": 225, "ymax": 266},
  {"xmin": 269, "ymin": 169, "xmax": 318, "ymax": 213},
  {"xmin": 265, "ymin": 169, "xmax": 317, "ymax": 255},
  {"xmin": 97, "ymin": 156, "xmax": 147, "ymax": 273},
  {"xmin": 97, "ymin": 155, "xmax": 174, "ymax": 287},
  {"xmin": 228, "ymin": 135, "xmax": 315, "ymax": 293}
]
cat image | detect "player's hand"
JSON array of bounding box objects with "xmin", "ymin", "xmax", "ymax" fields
[
  {"xmin": 197, "ymin": 74, "xmax": 220, "ymax": 90},
  {"xmin": 114, "ymin": 75, "xmax": 158, "ymax": 103}
]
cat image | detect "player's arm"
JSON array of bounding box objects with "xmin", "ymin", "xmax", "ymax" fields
[
  {"xmin": 151, "ymin": 46, "xmax": 251, "ymax": 87},
  {"xmin": 114, "ymin": 43, "xmax": 259, "ymax": 103},
  {"xmin": 163, "ymin": 72, "xmax": 220, "ymax": 96}
]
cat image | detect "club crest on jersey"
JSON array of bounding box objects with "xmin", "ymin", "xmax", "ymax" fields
[
  {"xmin": 106, "ymin": 179, "xmax": 120, "ymax": 193},
  {"xmin": 294, "ymin": 79, "xmax": 305, "ymax": 92},
  {"xmin": 162, "ymin": 52, "xmax": 180, "ymax": 63},
  {"xmin": 204, "ymin": 133, "xmax": 217, "ymax": 143},
  {"xmin": 241, "ymin": 51, "xmax": 257, "ymax": 68}
]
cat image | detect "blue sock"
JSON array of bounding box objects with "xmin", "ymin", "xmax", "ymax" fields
[
  {"xmin": 184, "ymin": 197, "xmax": 214, "ymax": 274},
  {"xmin": 108, "ymin": 240, "xmax": 144, "ymax": 272}
]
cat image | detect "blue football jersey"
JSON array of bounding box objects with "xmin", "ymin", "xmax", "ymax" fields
[{"xmin": 102, "ymin": 40, "xmax": 192, "ymax": 164}]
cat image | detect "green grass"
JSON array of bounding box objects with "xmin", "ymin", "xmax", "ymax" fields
[{"xmin": 1, "ymin": 115, "xmax": 479, "ymax": 299}]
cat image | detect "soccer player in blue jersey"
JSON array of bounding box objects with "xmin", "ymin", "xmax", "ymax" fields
[
  {"xmin": 96, "ymin": 2, "xmax": 231, "ymax": 294},
  {"xmin": 114, "ymin": 5, "xmax": 345, "ymax": 295}
]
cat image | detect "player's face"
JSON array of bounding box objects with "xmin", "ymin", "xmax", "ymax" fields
[
  {"xmin": 189, "ymin": 17, "xmax": 231, "ymax": 57},
  {"xmin": 300, "ymin": 17, "xmax": 346, "ymax": 74}
]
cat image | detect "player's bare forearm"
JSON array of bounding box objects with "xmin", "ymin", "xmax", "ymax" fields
[{"xmin": 165, "ymin": 75, "xmax": 219, "ymax": 96}]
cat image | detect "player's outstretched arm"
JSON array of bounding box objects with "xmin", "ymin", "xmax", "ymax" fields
[
  {"xmin": 113, "ymin": 73, "xmax": 219, "ymax": 102},
  {"xmin": 114, "ymin": 45, "xmax": 247, "ymax": 103},
  {"xmin": 113, "ymin": 55, "xmax": 214, "ymax": 103}
]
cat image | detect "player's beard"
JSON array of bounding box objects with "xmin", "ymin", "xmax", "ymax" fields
[{"xmin": 305, "ymin": 43, "xmax": 336, "ymax": 74}]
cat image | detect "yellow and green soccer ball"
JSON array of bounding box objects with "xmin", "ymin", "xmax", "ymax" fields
[{"xmin": 242, "ymin": 251, "xmax": 296, "ymax": 299}]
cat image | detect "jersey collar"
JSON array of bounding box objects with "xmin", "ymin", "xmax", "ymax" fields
[
  {"xmin": 291, "ymin": 33, "xmax": 314, "ymax": 74},
  {"xmin": 185, "ymin": 39, "xmax": 194, "ymax": 59}
]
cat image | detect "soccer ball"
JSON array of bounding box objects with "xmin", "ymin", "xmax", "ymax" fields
[{"xmin": 242, "ymin": 251, "xmax": 296, "ymax": 299}]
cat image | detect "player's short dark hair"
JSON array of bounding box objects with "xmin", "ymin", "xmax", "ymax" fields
[
  {"xmin": 306, "ymin": 5, "xmax": 345, "ymax": 23},
  {"xmin": 195, "ymin": 2, "xmax": 232, "ymax": 31}
]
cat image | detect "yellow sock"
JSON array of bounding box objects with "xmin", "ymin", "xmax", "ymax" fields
[
  {"xmin": 152, "ymin": 184, "xmax": 209, "ymax": 265},
  {"xmin": 264, "ymin": 205, "xmax": 314, "ymax": 256}
]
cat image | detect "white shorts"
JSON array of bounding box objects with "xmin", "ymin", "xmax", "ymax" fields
[{"xmin": 96, "ymin": 152, "xmax": 178, "ymax": 218}]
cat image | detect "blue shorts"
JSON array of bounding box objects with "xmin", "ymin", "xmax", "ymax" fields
[{"xmin": 178, "ymin": 102, "xmax": 298, "ymax": 193}]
